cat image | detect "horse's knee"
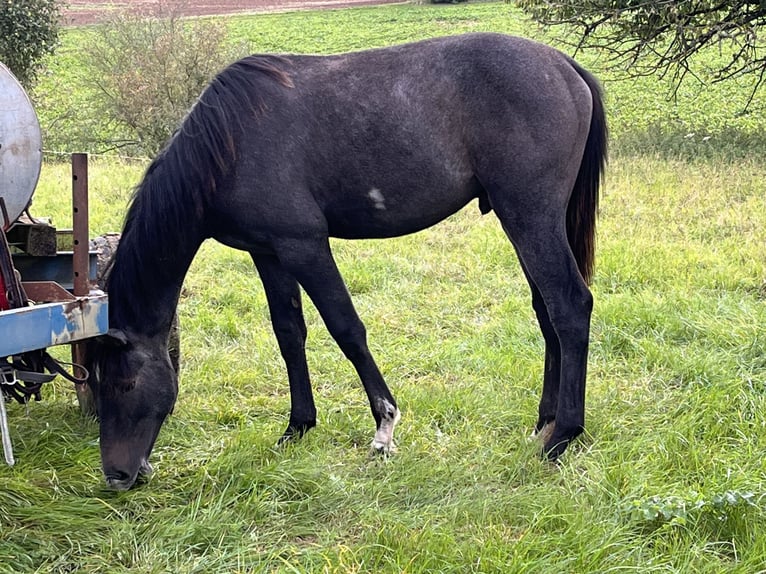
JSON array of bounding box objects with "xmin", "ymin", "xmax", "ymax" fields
[{"xmin": 333, "ymin": 321, "xmax": 370, "ymax": 362}]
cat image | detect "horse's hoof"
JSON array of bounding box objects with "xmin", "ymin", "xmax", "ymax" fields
[
  {"xmin": 277, "ymin": 420, "xmax": 316, "ymax": 445},
  {"xmin": 370, "ymin": 402, "xmax": 401, "ymax": 455},
  {"xmin": 542, "ymin": 438, "xmax": 569, "ymax": 462},
  {"xmin": 370, "ymin": 439, "xmax": 398, "ymax": 456},
  {"xmin": 541, "ymin": 424, "xmax": 583, "ymax": 460},
  {"xmin": 532, "ymin": 420, "xmax": 556, "ymax": 445}
]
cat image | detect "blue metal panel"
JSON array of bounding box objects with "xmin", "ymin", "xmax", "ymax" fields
[{"xmin": 0, "ymin": 295, "xmax": 108, "ymax": 357}]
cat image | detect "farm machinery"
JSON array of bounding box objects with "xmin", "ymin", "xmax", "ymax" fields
[{"xmin": 0, "ymin": 62, "xmax": 108, "ymax": 465}]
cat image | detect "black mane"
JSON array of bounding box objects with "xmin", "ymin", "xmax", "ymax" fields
[{"xmin": 106, "ymin": 56, "xmax": 293, "ymax": 332}]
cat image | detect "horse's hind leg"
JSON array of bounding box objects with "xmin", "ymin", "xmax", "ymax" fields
[
  {"xmin": 500, "ymin": 218, "xmax": 592, "ymax": 459},
  {"xmin": 252, "ymin": 253, "xmax": 317, "ymax": 442},
  {"xmin": 270, "ymin": 237, "xmax": 400, "ymax": 453},
  {"xmin": 518, "ymin": 259, "xmax": 561, "ymax": 441}
]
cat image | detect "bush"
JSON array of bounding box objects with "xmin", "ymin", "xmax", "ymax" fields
[
  {"xmin": 80, "ymin": 3, "xmax": 247, "ymax": 156},
  {"xmin": 0, "ymin": 0, "xmax": 61, "ymax": 87}
]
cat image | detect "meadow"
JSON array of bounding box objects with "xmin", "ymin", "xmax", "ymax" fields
[{"xmin": 2, "ymin": 2, "xmax": 766, "ymax": 572}]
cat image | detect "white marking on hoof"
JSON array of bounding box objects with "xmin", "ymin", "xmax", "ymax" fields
[
  {"xmin": 531, "ymin": 421, "xmax": 556, "ymax": 445},
  {"xmin": 368, "ymin": 188, "xmax": 386, "ymax": 211},
  {"xmin": 371, "ymin": 399, "xmax": 401, "ymax": 454}
]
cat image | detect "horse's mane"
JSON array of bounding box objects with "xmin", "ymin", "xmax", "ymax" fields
[{"xmin": 106, "ymin": 56, "xmax": 294, "ymax": 333}]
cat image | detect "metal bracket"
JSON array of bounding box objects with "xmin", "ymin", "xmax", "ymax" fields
[{"xmin": 0, "ymin": 366, "xmax": 16, "ymax": 465}]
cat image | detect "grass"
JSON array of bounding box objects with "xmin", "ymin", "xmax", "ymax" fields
[{"xmin": 2, "ymin": 2, "xmax": 765, "ymax": 572}]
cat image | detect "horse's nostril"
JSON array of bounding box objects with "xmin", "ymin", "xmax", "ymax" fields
[
  {"xmin": 105, "ymin": 470, "xmax": 135, "ymax": 490},
  {"xmin": 106, "ymin": 470, "xmax": 130, "ymax": 482}
]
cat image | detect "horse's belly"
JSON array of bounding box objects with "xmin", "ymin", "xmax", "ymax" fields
[{"xmin": 323, "ymin": 179, "xmax": 481, "ymax": 240}]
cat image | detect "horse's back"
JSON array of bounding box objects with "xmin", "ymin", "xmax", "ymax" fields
[{"xmin": 210, "ymin": 33, "xmax": 595, "ymax": 244}]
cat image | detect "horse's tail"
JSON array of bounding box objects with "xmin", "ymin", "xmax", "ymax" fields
[{"xmin": 566, "ymin": 60, "xmax": 607, "ymax": 285}]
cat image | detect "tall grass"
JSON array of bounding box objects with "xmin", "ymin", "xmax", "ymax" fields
[{"xmin": 2, "ymin": 3, "xmax": 765, "ymax": 572}]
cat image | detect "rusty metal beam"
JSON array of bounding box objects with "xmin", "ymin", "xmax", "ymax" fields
[
  {"xmin": 71, "ymin": 153, "xmax": 89, "ymax": 298},
  {"xmin": 71, "ymin": 153, "xmax": 96, "ymax": 415}
]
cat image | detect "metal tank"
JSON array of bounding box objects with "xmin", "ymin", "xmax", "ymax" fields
[{"xmin": 0, "ymin": 62, "xmax": 43, "ymax": 230}]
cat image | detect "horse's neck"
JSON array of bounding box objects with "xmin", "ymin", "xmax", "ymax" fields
[{"xmin": 108, "ymin": 226, "xmax": 202, "ymax": 341}]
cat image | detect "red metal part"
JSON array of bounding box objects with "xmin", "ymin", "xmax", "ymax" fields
[
  {"xmin": 0, "ymin": 225, "xmax": 27, "ymax": 311},
  {"xmin": 0, "ymin": 271, "xmax": 7, "ymax": 310}
]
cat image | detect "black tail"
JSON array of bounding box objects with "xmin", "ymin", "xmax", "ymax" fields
[{"xmin": 565, "ymin": 60, "xmax": 608, "ymax": 285}]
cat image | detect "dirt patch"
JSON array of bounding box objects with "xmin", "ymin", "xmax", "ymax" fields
[{"xmin": 63, "ymin": 0, "xmax": 404, "ymax": 26}]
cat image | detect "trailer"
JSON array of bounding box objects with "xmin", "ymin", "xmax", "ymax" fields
[{"xmin": 1, "ymin": 62, "xmax": 108, "ymax": 465}]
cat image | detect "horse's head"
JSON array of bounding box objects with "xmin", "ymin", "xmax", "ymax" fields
[{"xmin": 87, "ymin": 328, "xmax": 178, "ymax": 490}]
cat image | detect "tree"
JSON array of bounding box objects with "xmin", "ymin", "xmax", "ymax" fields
[
  {"xmin": 0, "ymin": 0, "xmax": 62, "ymax": 87},
  {"xmin": 519, "ymin": 0, "xmax": 766, "ymax": 106},
  {"xmin": 80, "ymin": 3, "xmax": 246, "ymax": 155}
]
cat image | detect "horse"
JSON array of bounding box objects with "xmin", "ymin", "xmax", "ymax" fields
[{"xmin": 86, "ymin": 32, "xmax": 607, "ymax": 490}]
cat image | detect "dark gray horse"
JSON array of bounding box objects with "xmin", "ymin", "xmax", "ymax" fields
[{"xmin": 87, "ymin": 33, "xmax": 607, "ymax": 490}]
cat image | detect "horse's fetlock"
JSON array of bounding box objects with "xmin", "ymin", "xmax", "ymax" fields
[
  {"xmin": 371, "ymin": 398, "xmax": 401, "ymax": 454},
  {"xmin": 376, "ymin": 397, "xmax": 398, "ymax": 421}
]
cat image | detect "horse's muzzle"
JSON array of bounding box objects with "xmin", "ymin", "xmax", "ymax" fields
[{"xmin": 104, "ymin": 459, "xmax": 153, "ymax": 491}]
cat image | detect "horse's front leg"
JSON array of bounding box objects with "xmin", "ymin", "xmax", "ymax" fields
[
  {"xmin": 272, "ymin": 237, "xmax": 401, "ymax": 453},
  {"xmin": 252, "ymin": 253, "xmax": 317, "ymax": 442}
]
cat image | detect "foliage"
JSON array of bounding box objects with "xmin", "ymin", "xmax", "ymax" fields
[
  {"xmin": 78, "ymin": 2, "xmax": 247, "ymax": 155},
  {"xmin": 518, "ymin": 0, "xmax": 766, "ymax": 105},
  {"xmin": 624, "ymin": 490, "xmax": 757, "ymax": 527},
  {"xmin": 0, "ymin": 0, "xmax": 62, "ymax": 86}
]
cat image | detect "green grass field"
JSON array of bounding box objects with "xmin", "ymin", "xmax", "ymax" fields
[{"xmin": 2, "ymin": 2, "xmax": 765, "ymax": 572}]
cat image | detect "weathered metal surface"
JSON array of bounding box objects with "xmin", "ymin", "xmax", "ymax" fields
[
  {"xmin": 72, "ymin": 154, "xmax": 89, "ymax": 297},
  {"xmin": 0, "ymin": 62, "xmax": 42, "ymax": 230},
  {"xmin": 71, "ymin": 153, "xmax": 96, "ymax": 414},
  {"xmin": 0, "ymin": 294, "xmax": 108, "ymax": 357},
  {"xmin": 71, "ymin": 340, "xmax": 95, "ymax": 415},
  {"xmin": 5, "ymin": 220, "xmax": 58, "ymax": 256},
  {"xmin": 12, "ymin": 251, "xmax": 97, "ymax": 290},
  {"xmin": 21, "ymin": 281, "xmax": 76, "ymax": 303},
  {"xmin": 0, "ymin": 385, "xmax": 13, "ymax": 465}
]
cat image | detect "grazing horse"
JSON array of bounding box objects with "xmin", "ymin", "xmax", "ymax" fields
[{"xmin": 86, "ymin": 33, "xmax": 607, "ymax": 490}]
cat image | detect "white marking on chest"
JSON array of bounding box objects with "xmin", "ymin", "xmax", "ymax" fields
[{"xmin": 368, "ymin": 188, "xmax": 386, "ymax": 211}]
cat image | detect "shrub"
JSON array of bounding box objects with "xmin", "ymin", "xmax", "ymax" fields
[
  {"xmin": 80, "ymin": 2, "xmax": 247, "ymax": 156},
  {"xmin": 0, "ymin": 0, "xmax": 62, "ymax": 87}
]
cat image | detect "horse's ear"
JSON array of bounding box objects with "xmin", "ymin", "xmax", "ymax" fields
[{"xmin": 100, "ymin": 328, "xmax": 129, "ymax": 347}]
